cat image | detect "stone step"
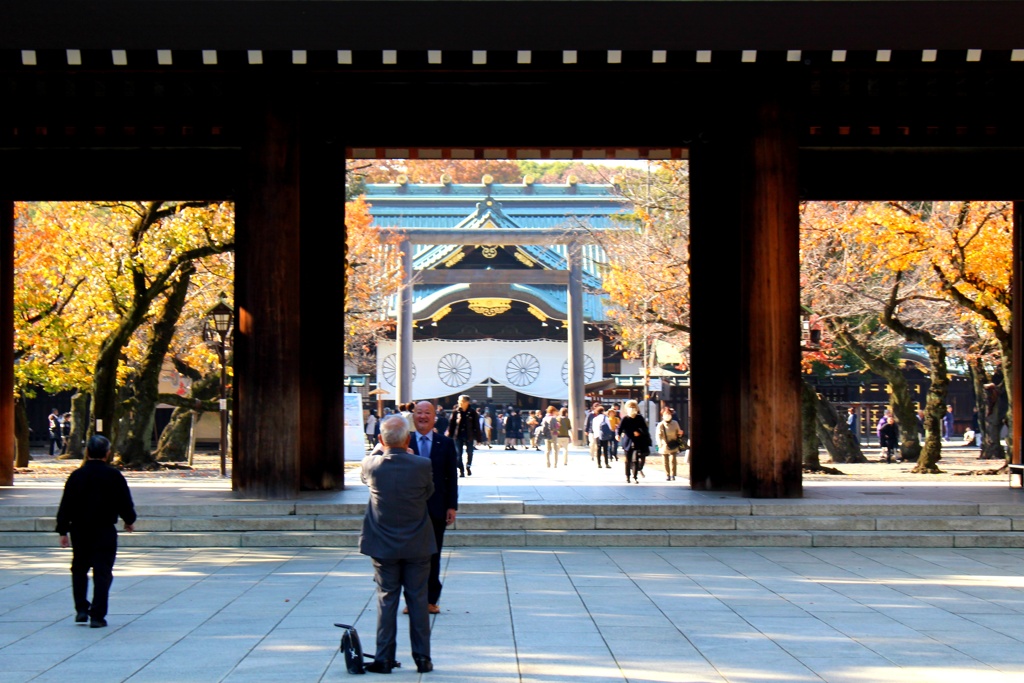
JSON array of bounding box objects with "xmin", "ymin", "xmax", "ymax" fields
[
  {"xmin": 6, "ymin": 512, "xmax": 1022, "ymax": 534},
  {"xmin": 3, "ymin": 528, "xmax": 1023, "ymax": 548},
  {"xmin": 5, "ymin": 498, "xmax": 1023, "ymax": 547}
]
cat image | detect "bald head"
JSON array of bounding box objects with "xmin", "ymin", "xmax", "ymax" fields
[{"xmin": 413, "ymin": 401, "xmax": 436, "ymax": 435}]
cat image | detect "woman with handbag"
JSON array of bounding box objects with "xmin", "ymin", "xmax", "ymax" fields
[
  {"xmin": 656, "ymin": 408, "xmax": 686, "ymax": 481},
  {"xmin": 617, "ymin": 399, "xmax": 652, "ymax": 484}
]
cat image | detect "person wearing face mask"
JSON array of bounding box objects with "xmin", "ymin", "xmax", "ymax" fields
[
  {"xmin": 617, "ymin": 399, "xmax": 652, "ymax": 484},
  {"xmin": 656, "ymin": 408, "xmax": 686, "ymax": 481}
]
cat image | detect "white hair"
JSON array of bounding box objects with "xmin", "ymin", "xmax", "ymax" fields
[{"xmin": 379, "ymin": 415, "xmax": 410, "ymax": 447}]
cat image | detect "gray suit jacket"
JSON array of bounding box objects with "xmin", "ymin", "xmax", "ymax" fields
[{"xmin": 359, "ymin": 448, "xmax": 437, "ymax": 560}]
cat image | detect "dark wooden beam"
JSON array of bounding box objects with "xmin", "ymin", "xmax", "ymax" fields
[
  {"xmin": 0, "ymin": 149, "xmax": 240, "ymax": 201},
  {"xmin": 300, "ymin": 106, "xmax": 345, "ymax": 491},
  {"xmin": 1013, "ymin": 203, "xmax": 1022, "ymax": 473},
  {"xmin": 689, "ymin": 80, "xmax": 802, "ymax": 497},
  {"xmin": 233, "ymin": 89, "xmax": 301, "ymax": 498},
  {"xmin": 741, "ymin": 89, "xmax": 802, "ymax": 498},
  {"xmin": 4, "ymin": 2, "xmax": 1024, "ymax": 51},
  {"xmin": 0, "ymin": 200, "xmax": 12, "ymax": 486},
  {"xmin": 800, "ymin": 149, "xmax": 1024, "ymax": 200},
  {"xmin": 688, "ymin": 114, "xmax": 743, "ymax": 492},
  {"xmin": 414, "ymin": 269, "xmax": 569, "ymax": 286}
]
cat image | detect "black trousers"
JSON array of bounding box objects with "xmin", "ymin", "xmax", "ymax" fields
[
  {"xmin": 372, "ymin": 555, "xmax": 431, "ymax": 664},
  {"xmin": 70, "ymin": 534, "xmax": 117, "ymax": 619},
  {"xmin": 454, "ymin": 437, "xmax": 474, "ymax": 472},
  {"xmin": 428, "ymin": 515, "xmax": 447, "ymax": 605}
]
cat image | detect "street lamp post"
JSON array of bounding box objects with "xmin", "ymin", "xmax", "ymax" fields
[{"xmin": 203, "ymin": 297, "xmax": 233, "ymax": 477}]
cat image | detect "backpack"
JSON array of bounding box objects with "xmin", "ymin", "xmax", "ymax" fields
[
  {"xmin": 599, "ymin": 416, "xmax": 614, "ymax": 441},
  {"xmin": 542, "ymin": 416, "xmax": 559, "ymax": 440}
]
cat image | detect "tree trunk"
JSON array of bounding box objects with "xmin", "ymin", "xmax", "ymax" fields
[
  {"xmin": 982, "ymin": 378, "xmax": 1008, "ymax": 460},
  {"xmin": 807, "ymin": 382, "xmax": 867, "ymax": 463},
  {"xmin": 876, "ymin": 277, "xmax": 947, "ymax": 473},
  {"xmin": 65, "ymin": 392, "xmax": 90, "ymax": 460},
  {"xmin": 829, "ymin": 320, "xmax": 922, "ymax": 462},
  {"xmin": 155, "ymin": 364, "xmax": 220, "ymax": 462},
  {"xmin": 154, "ymin": 409, "xmax": 194, "ymax": 462},
  {"xmin": 801, "ymin": 381, "xmax": 821, "ymax": 468},
  {"xmin": 913, "ymin": 340, "xmax": 949, "ymax": 473},
  {"xmin": 14, "ymin": 395, "xmax": 30, "ymax": 468},
  {"xmin": 117, "ymin": 267, "xmax": 193, "ymax": 469}
]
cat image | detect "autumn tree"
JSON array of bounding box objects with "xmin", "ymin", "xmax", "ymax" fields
[
  {"xmin": 801, "ymin": 202, "xmax": 929, "ymax": 466},
  {"xmin": 344, "ymin": 197, "xmax": 404, "ymax": 372},
  {"xmin": 16, "ymin": 201, "xmax": 234, "ymax": 469},
  {"xmin": 594, "ymin": 162, "xmax": 690, "ymax": 364}
]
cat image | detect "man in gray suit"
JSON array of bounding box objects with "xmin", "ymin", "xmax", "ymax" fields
[{"xmin": 360, "ymin": 414, "xmax": 437, "ymax": 674}]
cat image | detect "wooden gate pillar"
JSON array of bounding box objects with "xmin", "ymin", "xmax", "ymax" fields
[
  {"xmin": 0, "ymin": 200, "xmax": 12, "ymax": 487},
  {"xmin": 299, "ymin": 110, "xmax": 346, "ymax": 490},
  {"xmin": 689, "ymin": 136, "xmax": 743, "ymax": 491},
  {"xmin": 1011, "ymin": 203, "xmax": 1022, "ymax": 473},
  {"xmin": 234, "ymin": 92, "xmax": 302, "ymax": 498},
  {"xmin": 689, "ymin": 82, "xmax": 802, "ymax": 497}
]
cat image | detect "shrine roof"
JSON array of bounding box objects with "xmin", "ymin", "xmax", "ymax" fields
[{"xmin": 364, "ymin": 182, "xmax": 630, "ymax": 228}]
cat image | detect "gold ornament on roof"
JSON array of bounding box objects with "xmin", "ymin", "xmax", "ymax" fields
[
  {"xmin": 480, "ymin": 246, "xmax": 498, "ymax": 258},
  {"xmin": 514, "ymin": 249, "xmax": 534, "ymax": 267},
  {"xmin": 468, "ymin": 298, "xmax": 512, "ymax": 316},
  {"xmin": 431, "ymin": 306, "xmax": 452, "ymax": 322},
  {"xmin": 443, "ymin": 250, "xmax": 466, "ymax": 267},
  {"xmin": 527, "ymin": 305, "xmax": 547, "ymax": 321}
]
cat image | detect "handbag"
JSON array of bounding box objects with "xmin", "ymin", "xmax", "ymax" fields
[
  {"xmin": 667, "ymin": 438, "xmax": 681, "ymax": 451},
  {"xmin": 618, "ymin": 433, "xmax": 633, "ymax": 451},
  {"xmin": 336, "ymin": 623, "xmax": 367, "ymax": 674}
]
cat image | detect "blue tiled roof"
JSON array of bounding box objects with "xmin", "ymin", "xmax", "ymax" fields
[{"xmin": 365, "ymin": 181, "xmax": 629, "ymax": 322}]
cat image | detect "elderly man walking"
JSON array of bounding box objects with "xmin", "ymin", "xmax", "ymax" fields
[{"xmin": 360, "ymin": 415, "xmax": 437, "ymax": 674}]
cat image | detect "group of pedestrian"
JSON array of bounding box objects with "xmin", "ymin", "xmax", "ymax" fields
[
  {"xmin": 48, "ymin": 408, "xmax": 72, "ymax": 456},
  {"xmin": 582, "ymin": 400, "xmax": 687, "ymax": 483}
]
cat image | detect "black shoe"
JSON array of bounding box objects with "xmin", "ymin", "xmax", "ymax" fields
[
  {"xmin": 459, "ymin": 471, "xmax": 465, "ymax": 478},
  {"xmin": 365, "ymin": 659, "xmax": 400, "ymax": 674},
  {"xmin": 414, "ymin": 655, "xmax": 433, "ymax": 673},
  {"xmin": 467, "ymin": 467, "xmax": 472, "ymax": 476},
  {"xmin": 75, "ymin": 611, "xmax": 88, "ymax": 623},
  {"xmin": 89, "ymin": 617, "xmax": 107, "ymax": 629}
]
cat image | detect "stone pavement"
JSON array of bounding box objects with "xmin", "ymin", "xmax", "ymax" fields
[
  {"xmin": 2, "ymin": 545, "xmax": 1024, "ymax": 682},
  {"xmin": 3, "ymin": 445, "xmax": 1024, "ymax": 681}
]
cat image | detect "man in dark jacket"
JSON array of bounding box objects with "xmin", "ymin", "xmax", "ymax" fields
[
  {"xmin": 360, "ymin": 415, "xmax": 437, "ymax": 674},
  {"xmin": 445, "ymin": 394, "xmax": 481, "ymax": 477},
  {"xmin": 409, "ymin": 401, "xmax": 458, "ymax": 613},
  {"xmin": 55, "ymin": 435, "xmax": 136, "ymax": 628}
]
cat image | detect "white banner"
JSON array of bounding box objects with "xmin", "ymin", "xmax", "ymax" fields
[
  {"xmin": 343, "ymin": 393, "xmax": 367, "ymax": 461},
  {"xmin": 377, "ymin": 339, "xmax": 603, "ymax": 399}
]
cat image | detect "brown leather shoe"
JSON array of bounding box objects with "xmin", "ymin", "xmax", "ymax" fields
[
  {"xmin": 402, "ymin": 606, "xmax": 409, "ymax": 614},
  {"xmin": 428, "ymin": 604, "xmax": 440, "ymax": 614}
]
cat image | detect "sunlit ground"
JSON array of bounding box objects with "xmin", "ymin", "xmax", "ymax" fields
[{"xmin": 1, "ymin": 546, "xmax": 1022, "ymax": 682}]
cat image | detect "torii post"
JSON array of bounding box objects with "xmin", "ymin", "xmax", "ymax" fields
[{"xmin": 381, "ymin": 227, "xmax": 592, "ymax": 443}]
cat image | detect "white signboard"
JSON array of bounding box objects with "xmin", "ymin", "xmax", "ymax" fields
[
  {"xmin": 344, "ymin": 393, "xmax": 366, "ymax": 462},
  {"xmin": 649, "ymin": 378, "xmax": 663, "ymax": 393}
]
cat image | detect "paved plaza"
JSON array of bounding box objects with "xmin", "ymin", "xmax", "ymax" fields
[
  {"xmin": 3, "ymin": 544, "xmax": 1024, "ymax": 683},
  {"xmin": 3, "ymin": 446, "xmax": 1024, "ymax": 682}
]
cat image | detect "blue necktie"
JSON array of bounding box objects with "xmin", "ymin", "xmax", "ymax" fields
[{"xmin": 419, "ymin": 435, "xmax": 431, "ymax": 459}]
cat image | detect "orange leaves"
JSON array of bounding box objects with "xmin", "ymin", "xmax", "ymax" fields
[{"xmin": 344, "ymin": 198, "xmax": 403, "ymax": 367}]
